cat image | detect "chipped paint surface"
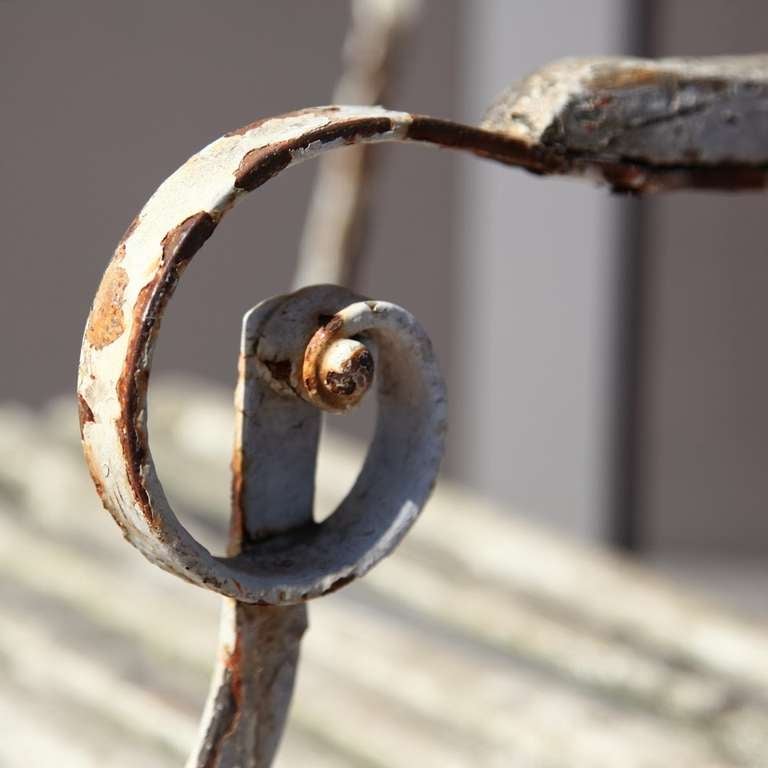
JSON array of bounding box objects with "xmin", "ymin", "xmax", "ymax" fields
[
  {"xmin": 482, "ymin": 55, "xmax": 768, "ymax": 191},
  {"xmin": 186, "ymin": 285, "xmax": 444, "ymax": 765},
  {"xmin": 78, "ymin": 71, "xmax": 768, "ymax": 603},
  {"xmin": 85, "ymin": 262, "xmax": 129, "ymax": 349},
  {"xmin": 188, "ymin": 600, "xmax": 306, "ymax": 768},
  {"xmin": 230, "ymin": 286, "xmax": 446, "ymax": 602},
  {"xmin": 81, "ymin": 103, "xmax": 518, "ymax": 605},
  {"xmin": 483, "ymin": 55, "xmax": 768, "ymax": 145},
  {"xmin": 76, "ymin": 104, "xmax": 522, "ymax": 597},
  {"xmin": 76, "ymin": 55, "xmax": 768, "ymax": 767},
  {"xmin": 78, "ymin": 107, "xmax": 414, "ymax": 596},
  {"xmin": 79, "ymin": 51, "xmax": 768, "ymax": 603},
  {"xmin": 79, "ymin": 141, "xmax": 447, "ymax": 600}
]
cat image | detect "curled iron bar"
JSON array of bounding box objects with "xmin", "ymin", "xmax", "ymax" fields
[
  {"xmin": 188, "ymin": 284, "xmax": 445, "ymax": 766},
  {"xmin": 78, "ymin": 54, "xmax": 768, "ymax": 767}
]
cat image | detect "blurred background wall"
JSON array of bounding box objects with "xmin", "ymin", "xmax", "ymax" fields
[
  {"xmin": 639, "ymin": 0, "xmax": 768, "ymax": 612},
  {"xmin": 1, "ymin": 1, "xmax": 766, "ymax": 609},
  {"xmin": 453, "ymin": 0, "xmax": 635, "ymax": 541}
]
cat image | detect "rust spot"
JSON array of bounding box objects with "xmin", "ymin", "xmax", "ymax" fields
[
  {"xmin": 315, "ymin": 115, "xmax": 393, "ymax": 145},
  {"xmin": 407, "ymin": 114, "xmax": 551, "ymax": 172},
  {"xmin": 229, "ymin": 446, "xmax": 246, "ymax": 555},
  {"xmin": 116, "ymin": 211, "xmax": 217, "ymax": 526},
  {"xmin": 680, "ymin": 165, "xmax": 768, "ymax": 190},
  {"xmin": 324, "ymin": 346, "xmax": 374, "ymax": 397},
  {"xmin": 302, "ymin": 315, "xmax": 344, "ymax": 397},
  {"xmin": 234, "ymin": 115, "xmax": 395, "ymax": 191},
  {"xmin": 77, "ymin": 394, "xmax": 94, "ymax": 438},
  {"xmin": 161, "ymin": 210, "xmax": 217, "ymax": 266},
  {"xmin": 324, "ymin": 573, "xmax": 356, "ymax": 595},
  {"xmin": 596, "ymin": 159, "xmax": 768, "ymax": 194},
  {"xmin": 599, "ymin": 162, "xmax": 649, "ymax": 193},
  {"xmin": 86, "ymin": 261, "xmax": 130, "ymax": 349},
  {"xmin": 321, "ymin": 314, "xmax": 343, "ymax": 334},
  {"xmin": 234, "ymin": 145, "xmax": 293, "ymax": 191},
  {"xmin": 589, "ymin": 66, "xmax": 664, "ymax": 91},
  {"xmin": 263, "ymin": 359, "xmax": 292, "ymax": 382},
  {"xmin": 200, "ymin": 636, "xmax": 243, "ymax": 768},
  {"xmin": 224, "ymin": 630, "xmax": 244, "ymax": 709}
]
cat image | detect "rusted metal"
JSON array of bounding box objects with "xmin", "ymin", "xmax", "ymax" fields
[
  {"xmin": 182, "ymin": 283, "xmax": 446, "ymax": 765},
  {"xmin": 77, "ymin": 69, "xmax": 768, "ymax": 584},
  {"xmin": 483, "ymin": 55, "xmax": 768, "ymax": 192},
  {"xmin": 81, "ymin": 267, "xmax": 446, "ymax": 764},
  {"xmin": 78, "ymin": 51, "xmax": 768, "ymax": 767},
  {"xmin": 84, "ymin": 262, "xmax": 130, "ymax": 350}
]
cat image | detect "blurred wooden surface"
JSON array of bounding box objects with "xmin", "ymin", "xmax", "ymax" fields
[{"xmin": 1, "ymin": 378, "xmax": 767, "ymax": 767}]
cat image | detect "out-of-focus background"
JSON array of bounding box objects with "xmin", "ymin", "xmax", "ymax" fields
[
  {"xmin": 3, "ymin": 0, "xmax": 766, "ymax": 607},
  {"xmin": 2, "ymin": 2, "xmax": 768, "ymax": 766}
]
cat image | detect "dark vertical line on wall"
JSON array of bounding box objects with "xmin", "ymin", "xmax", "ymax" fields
[
  {"xmin": 609, "ymin": 199, "xmax": 648, "ymax": 551},
  {"xmin": 608, "ymin": 0, "xmax": 656, "ymax": 551}
]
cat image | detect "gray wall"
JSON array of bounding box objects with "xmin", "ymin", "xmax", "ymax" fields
[
  {"xmin": 453, "ymin": 0, "xmax": 633, "ymax": 539},
  {"xmin": 6, "ymin": 2, "xmax": 764, "ymax": 560},
  {"xmin": 1, "ymin": 1, "xmax": 624, "ymax": 545},
  {"xmin": 0, "ymin": 0, "xmax": 457, "ymax": 411},
  {"xmin": 643, "ymin": 0, "xmax": 768, "ymax": 553}
]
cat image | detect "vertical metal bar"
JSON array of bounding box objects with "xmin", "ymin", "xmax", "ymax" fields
[
  {"xmin": 609, "ymin": 199, "xmax": 649, "ymax": 551},
  {"xmin": 608, "ymin": 0, "xmax": 656, "ymax": 551},
  {"xmin": 293, "ymin": 0, "xmax": 418, "ymax": 289},
  {"xmin": 187, "ymin": 301, "xmax": 318, "ymax": 768}
]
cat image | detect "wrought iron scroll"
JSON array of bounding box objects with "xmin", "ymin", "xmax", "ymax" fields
[
  {"xmin": 78, "ymin": 54, "xmax": 768, "ymax": 767},
  {"xmin": 188, "ymin": 284, "xmax": 445, "ymax": 765}
]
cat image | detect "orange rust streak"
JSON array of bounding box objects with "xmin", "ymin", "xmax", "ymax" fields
[
  {"xmin": 85, "ymin": 262, "xmax": 129, "ymax": 349},
  {"xmin": 589, "ymin": 66, "xmax": 668, "ymax": 91},
  {"xmin": 302, "ymin": 314, "xmax": 343, "ymax": 399},
  {"xmin": 77, "ymin": 394, "xmax": 94, "ymax": 438},
  {"xmin": 224, "ymin": 630, "xmax": 244, "ymax": 710},
  {"xmin": 113, "ymin": 211, "xmax": 218, "ymax": 531},
  {"xmin": 229, "ymin": 445, "xmax": 246, "ymax": 555}
]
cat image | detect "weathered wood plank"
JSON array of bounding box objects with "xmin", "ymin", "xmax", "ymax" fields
[
  {"xmin": 2, "ymin": 382, "xmax": 768, "ymax": 766},
  {"xmin": 1, "ymin": 500, "xmax": 752, "ymax": 768}
]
